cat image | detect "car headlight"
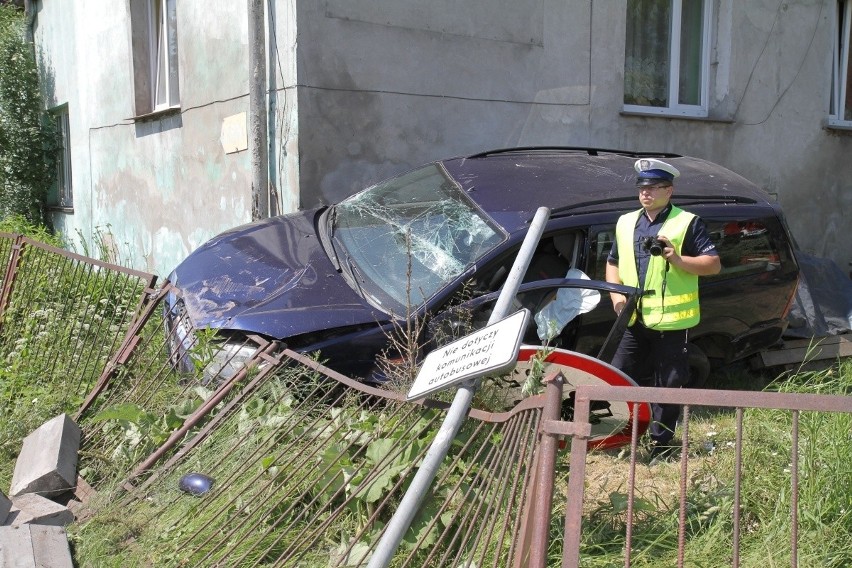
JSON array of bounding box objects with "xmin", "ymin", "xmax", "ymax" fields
[
  {"xmin": 164, "ymin": 297, "xmax": 261, "ymax": 385},
  {"xmin": 201, "ymin": 340, "xmax": 258, "ymax": 385}
]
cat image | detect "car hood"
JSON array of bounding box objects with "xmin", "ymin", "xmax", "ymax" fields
[{"xmin": 168, "ymin": 210, "xmax": 388, "ymax": 339}]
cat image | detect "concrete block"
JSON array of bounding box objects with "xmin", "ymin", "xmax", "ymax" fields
[
  {"xmin": 5, "ymin": 493, "xmax": 74, "ymax": 527},
  {"xmin": 0, "ymin": 525, "xmax": 73, "ymax": 567},
  {"xmin": 9, "ymin": 414, "xmax": 81, "ymax": 498}
]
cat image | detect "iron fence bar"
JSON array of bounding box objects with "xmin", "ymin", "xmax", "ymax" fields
[
  {"xmin": 733, "ymin": 407, "xmax": 743, "ymax": 568},
  {"xmin": 128, "ymin": 339, "xmax": 287, "ymax": 494},
  {"xmin": 571, "ymin": 385, "xmax": 852, "ymax": 414},
  {"xmin": 46, "ymin": 256, "xmax": 89, "ymax": 392},
  {"xmin": 420, "ymin": 418, "xmax": 496, "ymax": 565},
  {"xmin": 506, "ymin": 407, "xmax": 545, "ymax": 568},
  {"xmin": 528, "ymin": 370, "xmax": 565, "ymax": 568},
  {"xmin": 677, "ymin": 405, "xmax": 691, "ymax": 568},
  {"xmin": 0, "ymin": 234, "xmax": 24, "ymax": 325},
  {"xmin": 19, "ymin": 236, "xmax": 157, "ymax": 281},
  {"xmin": 428, "ymin": 420, "xmax": 501, "ymax": 566},
  {"xmin": 76, "ymin": 284, "xmax": 169, "ymax": 418},
  {"xmin": 477, "ymin": 410, "xmax": 538, "ymax": 568},
  {"xmin": 791, "ymin": 410, "xmax": 799, "ymax": 568},
  {"xmin": 562, "ymin": 391, "xmax": 593, "ymax": 568},
  {"xmin": 625, "ymin": 402, "xmax": 640, "ymax": 567},
  {"xmin": 124, "ymin": 337, "xmax": 281, "ymax": 481}
]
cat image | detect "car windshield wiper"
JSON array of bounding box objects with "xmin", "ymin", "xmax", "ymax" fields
[
  {"xmin": 320, "ymin": 206, "xmax": 342, "ymax": 271},
  {"xmin": 343, "ymin": 255, "xmax": 385, "ymax": 310}
]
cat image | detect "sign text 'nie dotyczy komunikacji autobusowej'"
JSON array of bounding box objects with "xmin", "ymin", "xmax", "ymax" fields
[{"xmin": 407, "ymin": 309, "xmax": 529, "ymax": 401}]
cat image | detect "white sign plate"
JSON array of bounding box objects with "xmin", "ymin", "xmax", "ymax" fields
[{"xmin": 407, "ymin": 309, "xmax": 530, "ymax": 401}]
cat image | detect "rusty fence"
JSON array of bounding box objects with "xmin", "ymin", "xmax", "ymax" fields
[
  {"xmin": 524, "ymin": 379, "xmax": 852, "ymax": 568},
  {"xmin": 71, "ymin": 280, "xmax": 549, "ymax": 565},
  {"xmin": 0, "ymin": 233, "xmax": 158, "ymax": 442},
  {"xmin": 1, "ymin": 234, "xmax": 851, "ymax": 566}
]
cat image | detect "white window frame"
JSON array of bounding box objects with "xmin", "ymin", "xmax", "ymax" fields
[
  {"xmin": 623, "ymin": 0, "xmax": 713, "ymax": 118},
  {"xmin": 829, "ymin": 0, "xmax": 852, "ymax": 127},
  {"xmin": 147, "ymin": 0, "xmax": 180, "ymax": 112}
]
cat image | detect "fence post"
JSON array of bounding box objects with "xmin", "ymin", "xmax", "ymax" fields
[
  {"xmin": 522, "ymin": 369, "xmax": 565, "ymax": 568},
  {"xmin": 0, "ymin": 234, "xmax": 25, "ymax": 327},
  {"xmin": 562, "ymin": 388, "xmax": 592, "ymax": 568}
]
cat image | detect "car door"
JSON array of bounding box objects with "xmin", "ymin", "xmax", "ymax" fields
[{"xmin": 423, "ymin": 229, "xmax": 636, "ymax": 361}]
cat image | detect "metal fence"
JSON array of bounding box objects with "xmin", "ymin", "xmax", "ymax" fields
[
  {"xmin": 0, "ymin": 234, "xmax": 157, "ymax": 442},
  {"xmin": 526, "ymin": 380, "xmax": 852, "ymax": 568},
  {"xmin": 1, "ymin": 234, "xmax": 850, "ymax": 566}
]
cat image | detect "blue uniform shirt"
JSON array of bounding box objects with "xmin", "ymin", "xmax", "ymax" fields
[{"xmin": 607, "ymin": 204, "xmax": 718, "ymax": 286}]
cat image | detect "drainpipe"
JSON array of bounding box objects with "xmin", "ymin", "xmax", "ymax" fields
[
  {"xmin": 23, "ymin": 0, "xmax": 34, "ymax": 44},
  {"xmin": 248, "ymin": 0, "xmax": 269, "ymax": 220}
]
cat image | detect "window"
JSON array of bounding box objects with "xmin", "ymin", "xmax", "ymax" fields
[
  {"xmin": 623, "ymin": 0, "xmax": 711, "ymax": 117},
  {"xmin": 830, "ymin": 0, "xmax": 852, "ymax": 126},
  {"xmin": 130, "ymin": 0, "xmax": 180, "ymax": 116},
  {"xmin": 47, "ymin": 107, "xmax": 72, "ymax": 209}
]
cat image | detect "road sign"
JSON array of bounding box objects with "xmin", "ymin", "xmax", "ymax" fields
[{"xmin": 407, "ymin": 309, "xmax": 530, "ymax": 401}]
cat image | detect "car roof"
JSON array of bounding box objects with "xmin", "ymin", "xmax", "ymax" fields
[{"xmin": 440, "ymin": 147, "xmax": 773, "ymax": 231}]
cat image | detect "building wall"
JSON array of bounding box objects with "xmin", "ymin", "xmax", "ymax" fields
[
  {"xmin": 34, "ymin": 0, "xmax": 299, "ymax": 276},
  {"xmin": 33, "ymin": 0, "xmax": 851, "ymax": 277},
  {"xmin": 295, "ymin": 0, "xmax": 851, "ymax": 273}
]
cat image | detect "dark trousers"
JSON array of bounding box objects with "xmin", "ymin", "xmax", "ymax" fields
[{"xmin": 610, "ymin": 323, "xmax": 689, "ymax": 446}]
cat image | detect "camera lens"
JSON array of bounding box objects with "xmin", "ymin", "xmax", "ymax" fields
[{"xmin": 642, "ymin": 237, "xmax": 665, "ymax": 256}]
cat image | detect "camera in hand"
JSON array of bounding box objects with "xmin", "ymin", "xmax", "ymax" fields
[{"xmin": 641, "ymin": 236, "xmax": 666, "ymax": 257}]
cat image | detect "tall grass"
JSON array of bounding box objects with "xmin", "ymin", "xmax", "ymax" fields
[{"xmin": 575, "ymin": 360, "xmax": 852, "ymax": 567}]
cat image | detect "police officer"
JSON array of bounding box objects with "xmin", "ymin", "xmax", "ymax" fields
[{"xmin": 605, "ymin": 158, "xmax": 721, "ymax": 461}]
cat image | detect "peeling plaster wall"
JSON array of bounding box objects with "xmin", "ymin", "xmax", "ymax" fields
[
  {"xmin": 295, "ymin": 0, "xmax": 851, "ymax": 272},
  {"xmin": 34, "ymin": 0, "xmax": 299, "ymax": 277}
]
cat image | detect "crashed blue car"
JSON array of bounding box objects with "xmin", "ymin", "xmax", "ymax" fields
[{"xmin": 164, "ymin": 147, "xmax": 799, "ymax": 386}]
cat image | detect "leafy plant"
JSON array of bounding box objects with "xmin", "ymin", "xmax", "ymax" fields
[
  {"xmin": 0, "ymin": 5, "xmax": 57, "ymax": 226},
  {"xmin": 87, "ymin": 395, "xmax": 204, "ymax": 474}
]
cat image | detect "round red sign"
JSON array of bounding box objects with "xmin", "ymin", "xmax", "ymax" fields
[{"xmin": 500, "ymin": 346, "xmax": 651, "ymax": 450}]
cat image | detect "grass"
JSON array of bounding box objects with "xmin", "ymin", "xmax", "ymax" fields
[{"xmin": 570, "ymin": 359, "xmax": 852, "ymax": 567}]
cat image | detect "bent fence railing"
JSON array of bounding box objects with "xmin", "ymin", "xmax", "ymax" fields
[{"xmin": 1, "ymin": 234, "xmax": 850, "ymax": 566}]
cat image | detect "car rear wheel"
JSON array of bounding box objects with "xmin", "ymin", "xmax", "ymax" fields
[{"xmin": 687, "ymin": 343, "xmax": 711, "ymax": 388}]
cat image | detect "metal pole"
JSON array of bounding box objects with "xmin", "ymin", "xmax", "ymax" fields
[
  {"xmin": 248, "ymin": 0, "xmax": 269, "ymax": 220},
  {"xmin": 367, "ymin": 207, "xmax": 551, "ymax": 568}
]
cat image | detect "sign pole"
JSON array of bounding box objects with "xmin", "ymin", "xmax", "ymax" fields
[{"xmin": 367, "ymin": 207, "xmax": 551, "ymax": 568}]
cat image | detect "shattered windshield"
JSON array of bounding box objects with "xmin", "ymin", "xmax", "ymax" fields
[{"xmin": 331, "ymin": 164, "xmax": 504, "ymax": 313}]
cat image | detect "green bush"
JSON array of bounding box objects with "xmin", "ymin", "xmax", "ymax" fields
[{"xmin": 0, "ymin": 5, "xmax": 56, "ymax": 226}]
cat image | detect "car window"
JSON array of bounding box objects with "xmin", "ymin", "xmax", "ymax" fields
[
  {"xmin": 703, "ymin": 219, "xmax": 785, "ymax": 282},
  {"xmin": 588, "ymin": 217, "xmax": 786, "ymax": 282},
  {"xmin": 464, "ymin": 232, "xmax": 582, "ymax": 296},
  {"xmin": 589, "ymin": 229, "xmax": 616, "ymax": 281},
  {"xmin": 331, "ymin": 164, "xmax": 504, "ymax": 313}
]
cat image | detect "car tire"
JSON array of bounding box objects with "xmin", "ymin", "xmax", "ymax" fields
[{"xmin": 687, "ymin": 343, "xmax": 711, "ymax": 388}]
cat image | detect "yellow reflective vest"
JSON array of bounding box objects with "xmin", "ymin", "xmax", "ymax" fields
[{"xmin": 615, "ymin": 206, "xmax": 700, "ymax": 330}]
